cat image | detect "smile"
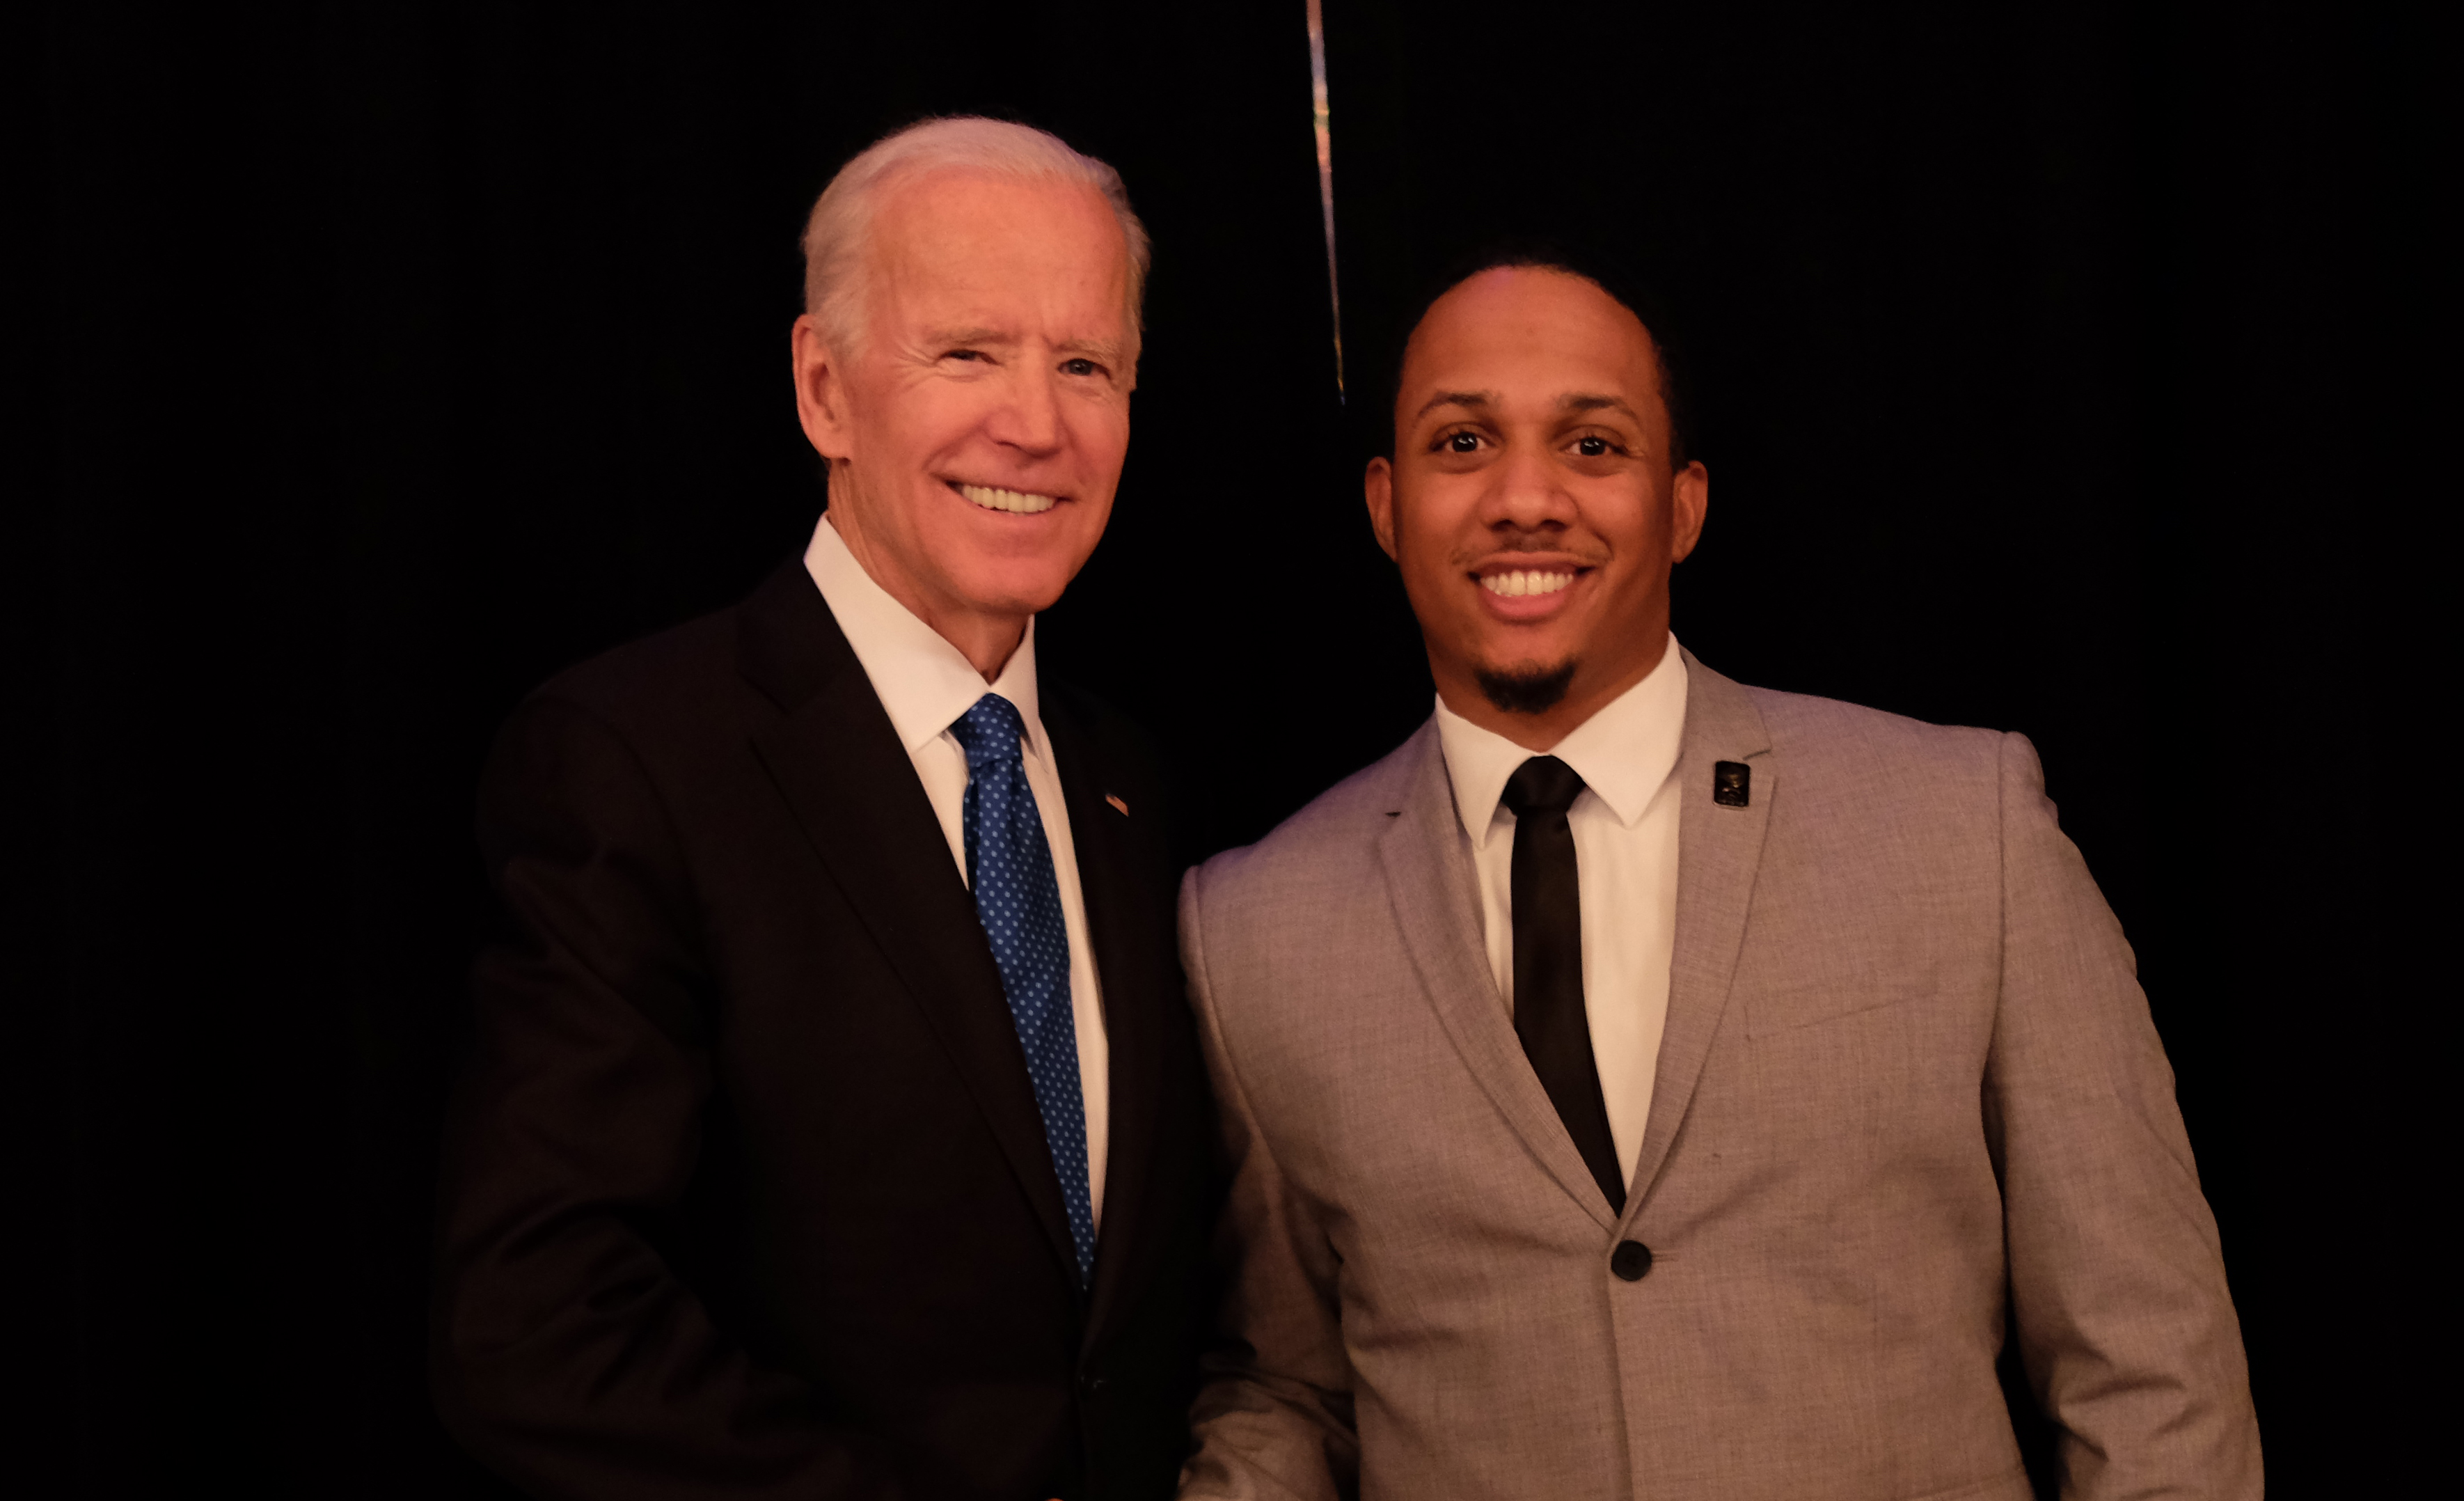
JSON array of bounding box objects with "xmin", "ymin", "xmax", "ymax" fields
[
  {"xmin": 955, "ymin": 482, "xmax": 1059, "ymax": 515},
  {"xmin": 1479, "ymin": 569, "xmax": 1575, "ymax": 599}
]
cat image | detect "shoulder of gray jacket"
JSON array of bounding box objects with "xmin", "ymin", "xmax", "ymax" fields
[
  {"xmin": 1191, "ymin": 674, "xmax": 2032, "ymax": 911},
  {"xmin": 1187, "ymin": 720, "xmax": 1435, "ymax": 902},
  {"xmin": 1739, "ymin": 677, "xmax": 2018, "ymax": 791}
]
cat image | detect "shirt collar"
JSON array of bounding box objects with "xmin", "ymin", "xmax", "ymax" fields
[
  {"xmin": 1434, "ymin": 637, "xmax": 1690, "ymax": 850},
  {"xmin": 803, "ymin": 512, "xmax": 1048, "ymax": 759}
]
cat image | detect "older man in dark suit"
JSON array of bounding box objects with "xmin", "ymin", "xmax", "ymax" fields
[{"xmin": 432, "ymin": 117, "xmax": 1214, "ymax": 1501}]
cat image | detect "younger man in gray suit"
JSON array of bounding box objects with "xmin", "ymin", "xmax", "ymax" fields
[{"xmin": 1175, "ymin": 249, "xmax": 2259, "ymax": 1500}]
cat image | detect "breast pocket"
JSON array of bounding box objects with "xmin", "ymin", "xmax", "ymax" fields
[{"xmin": 1744, "ymin": 969, "xmax": 1937, "ymax": 1039}]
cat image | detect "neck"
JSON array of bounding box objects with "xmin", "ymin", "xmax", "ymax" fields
[
  {"xmin": 1432, "ymin": 629, "xmax": 1671, "ymax": 753},
  {"xmin": 927, "ymin": 614, "xmax": 1028, "ymax": 684},
  {"xmin": 826, "ymin": 510, "xmax": 1027, "ymax": 682}
]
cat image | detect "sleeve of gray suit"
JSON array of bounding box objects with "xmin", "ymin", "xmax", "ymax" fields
[
  {"xmin": 1179, "ymin": 874, "xmax": 1361, "ymax": 1501},
  {"xmin": 1987, "ymin": 733, "xmax": 2261, "ymax": 1496}
]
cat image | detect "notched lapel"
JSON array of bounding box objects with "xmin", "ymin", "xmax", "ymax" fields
[
  {"xmin": 1626, "ymin": 653, "xmax": 1775, "ymax": 1217},
  {"xmin": 1378, "ymin": 724, "xmax": 1622, "ymax": 1232},
  {"xmin": 1042, "ymin": 698, "xmax": 1169, "ymax": 1344},
  {"xmin": 736, "ymin": 564, "xmax": 1081, "ymax": 1286}
]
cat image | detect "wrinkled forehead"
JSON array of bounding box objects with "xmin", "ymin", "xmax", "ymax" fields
[{"xmin": 869, "ymin": 171, "xmax": 1129, "ymax": 305}]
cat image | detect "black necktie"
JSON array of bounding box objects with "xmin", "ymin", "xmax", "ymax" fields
[{"xmin": 1501, "ymin": 755, "xmax": 1626, "ymax": 1213}]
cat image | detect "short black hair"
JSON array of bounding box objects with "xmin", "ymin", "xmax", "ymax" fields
[{"xmin": 1379, "ymin": 238, "xmax": 1693, "ymax": 471}]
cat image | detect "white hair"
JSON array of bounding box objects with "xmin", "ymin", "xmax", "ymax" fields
[{"xmin": 800, "ymin": 116, "xmax": 1151, "ymax": 368}]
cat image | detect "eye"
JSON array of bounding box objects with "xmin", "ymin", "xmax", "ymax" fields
[
  {"xmin": 1574, "ymin": 435, "xmax": 1611, "ymax": 457},
  {"xmin": 1059, "ymin": 357, "xmax": 1103, "ymax": 378},
  {"xmin": 1445, "ymin": 431, "xmax": 1481, "ymax": 454},
  {"xmin": 943, "ymin": 347, "xmax": 989, "ymax": 363}
]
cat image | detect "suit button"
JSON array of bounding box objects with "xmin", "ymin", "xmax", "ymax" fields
[
  {"xmin": 1080, "ymin": 1374, "xmax": 1107, "ymax": 1398},
  {"xmin": 1610, "ymin": 1241, "xmax": 1653, "ymax": 1281}
]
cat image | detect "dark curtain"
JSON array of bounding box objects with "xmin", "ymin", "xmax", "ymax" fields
[{"xmin": 19, "ymin": 1, "xmax": 2429, "ymax": 1493}]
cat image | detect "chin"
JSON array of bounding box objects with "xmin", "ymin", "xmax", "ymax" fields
[
  {"xmin": 956, "ymin": 563, "xmax": 1077, "ymax": 618},
  {"xmin": 1474, "ymin": 653, "xmax": 1579, "ymax": 716},
  {"xmin": 1469, "ymin": 627, "xmax": 1582, "ymax": 675}
]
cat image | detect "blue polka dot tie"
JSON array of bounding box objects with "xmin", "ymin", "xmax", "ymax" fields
[{"xmin": 949, "ymin": 693, "xmax": 1094, "ymax": 1287}]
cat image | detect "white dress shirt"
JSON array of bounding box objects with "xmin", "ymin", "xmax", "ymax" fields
[
  {"xmin": 1435, "ymin": 638, "xmax": 1688, "ymax": 1186},
  {"xmin": 804, "ymin": 514, "xmax": 1109, "ymax": 1224}
]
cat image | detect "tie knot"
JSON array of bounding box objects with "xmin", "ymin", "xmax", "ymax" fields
[
  {"xmin": 1501, "ymin": 755, "xmax": 1586, "ymax": 819},
  {"xmin": 948, "ymin": 693, "xmax": 1027, "ymax": 771}
]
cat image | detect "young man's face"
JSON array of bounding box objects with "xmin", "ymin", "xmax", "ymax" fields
[{"xmin": 1366, "ymin": 267, "xmax": 1707, "ymax": 741}]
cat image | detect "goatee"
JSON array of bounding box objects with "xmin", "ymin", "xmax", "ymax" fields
[{"xmin": 1476, "ymin": 660, "xmax": 1577, "ymax": 715}]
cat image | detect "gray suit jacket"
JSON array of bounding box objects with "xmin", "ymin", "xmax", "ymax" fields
[{"xmin": 1177, "ymin": 654, "xmax": 2258, "ymax": 1501}]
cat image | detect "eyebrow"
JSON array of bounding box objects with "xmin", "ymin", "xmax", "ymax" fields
[
  {"xmin": 924, "ymin": 327, "xmax": 1123, "ymax": 362},
  {"xmin": 1412, "ymin": 390, "xmax": 1644, "ymax": 425},
  {"xmin": 1414, "ymin": 390, "xmax": 1495, "ymax": 422},
  {"xmin": 926, "ymin": 327, "xmax": 1012, "ymax": 347},
  {"xmin": 1560, "ymin": 393, "xmax": 1643, "ymax": 424}
]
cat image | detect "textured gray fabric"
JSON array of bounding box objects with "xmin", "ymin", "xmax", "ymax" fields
[{"xmin": 1178, "ymin": 654, "xmax": 2259, "ymax": 1501}]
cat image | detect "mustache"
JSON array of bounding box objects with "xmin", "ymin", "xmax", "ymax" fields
[{"xmin": 1454, "ymin": 528, "xmax": 1607, "ymax": 565}]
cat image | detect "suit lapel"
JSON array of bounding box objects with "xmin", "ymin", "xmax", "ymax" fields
[
  {"xmin": 1042, "ymin": 696, "xmax": 1167, "ymax": 1346},
  {"xmin": 735, "ymin": 562, "xmax": 1080, "ymax": 1287},
  {"xmin": 1624, "ymin": 652, "xmax": 1774, "ymax": 1218},
  {"xmin": 1379, "ymin": 723, "xmax": 1621, "ymax": 1232}
]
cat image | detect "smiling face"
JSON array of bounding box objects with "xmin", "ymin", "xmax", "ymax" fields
[
  {"xmin": 792, "ymin": 169, "xmax": 1134, "ymax": 676},
  {"xmin": 1366, "ymin": 265, "xmax": 1707, "ymax": 749}
]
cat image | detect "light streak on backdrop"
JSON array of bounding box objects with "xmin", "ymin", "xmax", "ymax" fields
[{"xmin": 1306, "ymin": 0, "xmax": 1343, "ymax": 400}]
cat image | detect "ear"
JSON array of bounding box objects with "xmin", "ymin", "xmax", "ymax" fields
[
  {"xmin": 1365, "ymin": 455, "xmax": 1399, "ymax": 562},
  {"xmin": 1668, "ymin": 459, "xmax": 1709, "ymax": 563},
  {"xmin": 791, "ymin": 315, "xmax": 854, "ymax": 460}
]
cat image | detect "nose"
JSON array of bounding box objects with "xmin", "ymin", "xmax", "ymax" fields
[
  {"xmin": 1480, "ymin": 439, "xmax": 1574, "ymax": 537},
  {"xmin": 985, "ymin": 361, "xmax": 1064, "ymax": 457}
]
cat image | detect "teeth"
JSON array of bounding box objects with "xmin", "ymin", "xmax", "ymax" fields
[
  {"xmin": 1480, "ymin": 569, "xmax": 1574, "ymax": 598},
  {"xmin": 958, "ymin": 483, "xmax": 1059, "ymax": 514}
]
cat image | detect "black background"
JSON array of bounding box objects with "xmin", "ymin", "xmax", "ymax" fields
[{"xmin": 19, "ymin": 1, "xmax": 2433, "ymax": 1494}]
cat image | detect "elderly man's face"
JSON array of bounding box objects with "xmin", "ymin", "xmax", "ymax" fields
[
  {"xmin": 793, "ymin": 171, "xmax": 1133, "ymax": 672},
  {"xmin": 1366, "ymin": 267, "xmax": 1707, "ymax": 744}
]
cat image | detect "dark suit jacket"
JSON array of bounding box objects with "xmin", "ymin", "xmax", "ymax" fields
[{"xmin": 432, "ymin": 558, "xmax": 1217, "ymax": 1500}]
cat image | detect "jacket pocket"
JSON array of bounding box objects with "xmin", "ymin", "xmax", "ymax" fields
[{"xmin": 1743, "ymin": 974, "xmax": 1934, "ymax": 1039}]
